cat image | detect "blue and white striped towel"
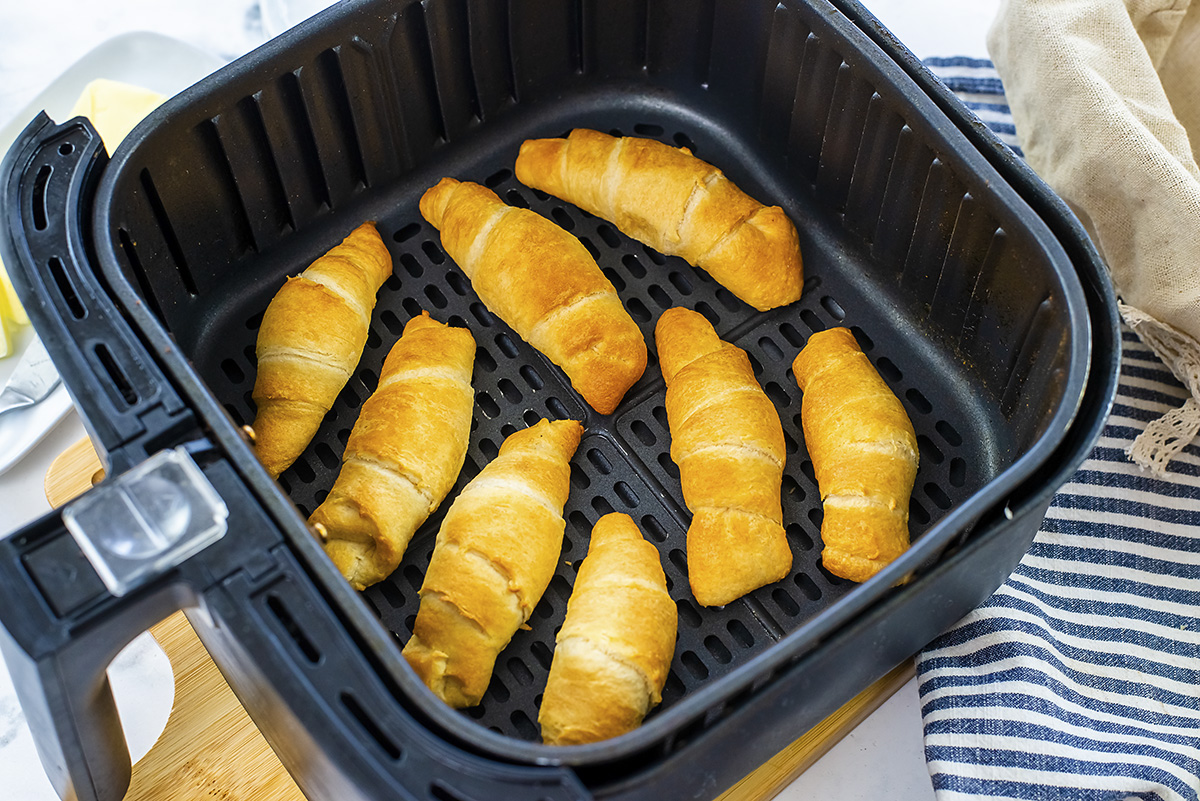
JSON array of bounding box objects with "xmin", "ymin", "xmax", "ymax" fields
[{"xmin": 918, "ymin": 57, "xmax": 1200, "ymax": 801}]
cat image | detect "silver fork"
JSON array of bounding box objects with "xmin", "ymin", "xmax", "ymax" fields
[{"xmin": 0, "ymin": 336, "xmax": 62, "ymax": 417}]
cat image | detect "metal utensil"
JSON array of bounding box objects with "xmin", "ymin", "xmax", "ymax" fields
[{"xmin": 0, "ymin": 335, "xmax": 61, "ymax": 416}]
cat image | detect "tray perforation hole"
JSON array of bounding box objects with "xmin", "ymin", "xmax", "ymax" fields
[
  {"xmin": 596, "ymin": 224, "xmax": 622, "ymax": 248},
  {"xmin": 590, "ymin": 496, "xmax": 615, "ymax": 517},
  {"xmin": 484, "ymin": 168, "xmax": 511, "ymax": 188},
  {"xmin": 507, "ymin": 657, "xmax": 534, "ymax": 687},
  {"xmin": 704, "ymin": 636, "xmax": 733, "ymax": 665},
  {"xmin": 613, "ymin": 481, "xmax": 640, "ymax": 508},
  {"xmin": 602, "ymin": 267, "xmax": 627, "ymax": 292},
  {"xmin": 423, "ymin": 284, "xmax": 448, "ymax": 309},
  {"xmin": 569, "ymin": 465, "xmax": 591, "ymax": 491},
  {"xmin": 657, "ymin": 451, "xmax": 680, "ymax": 479},
  {"xmin": 772, "ymin": 588, "xmax": 800, "ymax": 617},
  {"xmin": 530, "ymin": 640, "xmax": 553, "ymax": 670},
  {"xmin": 509, "ymin": 709, "xmax": 537, "ymax": 739},
  {"xmin": 378, "ymin": 579, "xmax": 407, "ymax": 610},
  {"xmin": 936, "ymin": 420, "xmax": 964, "ymax": 447},
  {"xmin": 906, "ymin": 388, "xmax": 932, "ymax": 414},
  {"xmin": 380, "ymin": 309, "xmax": 403, "ymax": 335},
  {"xmin": 444, "ymin": 270, "xmax": 469, "ymax": 296},
  {"xmin": 799, "ymin": 308, "xmax": 824, "ymax": 333},
  {"xmin": 820, "ymin": 296, "xmax": 846, "ymax": 320},
  {"xmin": 949, "ymin": 457, "xmax": 967, "ymax": 487},
  {"xmin": 626, "ymin": 297, "xmax": 652, "ymax": 322},
  {"xmin": 220, "ymin": 358, "xmax": 246, "ymax": 384},
  {"xmin": 550, "ymin": 207, "xmax": 575, "ymax": 230},
  {"xmin": 910, "ymin": 497, "xmax": 930, "ymax": 525},
  {"xmin": 634, "ymin": 123, "xmax": 665, "ymax": 137},
  {"xmin": 479, "ymin": 438, "xmax": 499, "ymax": 461},
  {"xmin": 504, "ymin": 189, "xmax": 529, "ymax": 209},
  {"xmin": 494, "ymin": 333, "xmax": 519, "ymax": 358},
  {"xmin": 579, "ymin": 236, "xmax": 600, "ymax": 260},
  {"xmin": 401, "ymin": 297, "xmax": 423, "ymax": 318},
  {"xmin": 786, "ymin": 522, "xmax": 814, "ymax": 551},
  {"xmin": 420, "ymin": 240, "xmax": 445, "ymax": 264},
  {"xmin": 648, "ymin": 284, "xmax": 672, "ymax": 309},
  {"xmin": 622, "ymin": 253, "xmax": 647, "ymax": 278},
  {"xmin": 917, "ymin": 435, "xmax": 944, "ymax": 464},
  {"xmin": 875, "ymin": 356, "xmax": 902, "ymax": 383},
  {"xmin": 764, "ymin": 381, "xmax": 791, "ymax": 408},
  {"xmin": 642, "ymin": 514, "xmax": 668, "ymax": 542},
  {"xmin": 546, "ymin": 397, "xmax": 571, "ymax": 419},
  {"xmin": 393, "ymin": 222, "xmax": 421, "ymax": 242},
  {"xmin": 680, "ymin": 651, "xmax": 709, "ymax": 680},
  {"xmin": 476, "ymin": 391, "xmax": 501, "ymax": 419},
  {"xmin": 924, "ymin": 482, "xmax": 953, "ymax": 510},
  {"xmin": 400, "ymin": 253, "xmax": 423, "ymax": 277},
  {"xmin": 475, "ymin": 346, "xmax": 497, "ymax": 372},
  {"xmin": 668, "ymin": 271, "xmax": 693, "ymax": 295},
  {"xmin": 315, "ymin": 442, "xmax": 339, "ymax": 470},
  {"xmin": 694, "ymin": 301, "xmax": 720, "ymax": 327},
  {"xmin": 794, "ymin": 573, "xmax": 822, "ymax": 601},
  {"xmin": 727, "ymin": 619, "xmax": 755, "ymax": 648},
  {"xmin": 779, "ymin": 322, "xmax": 805, "ymax": 348},
  {"xmin": 497, "ymin": 378, "xmax": 522, "ymax": 404}
]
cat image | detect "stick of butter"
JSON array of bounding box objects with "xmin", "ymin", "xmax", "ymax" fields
[{"xmin": 0, "ymin": 78, "xmax": 166, "ymax": 357}]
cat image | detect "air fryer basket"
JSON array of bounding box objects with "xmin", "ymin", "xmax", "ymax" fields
[{"xmin": 0, "ymin": 0, "xmax": 1116, "ymax": 800}]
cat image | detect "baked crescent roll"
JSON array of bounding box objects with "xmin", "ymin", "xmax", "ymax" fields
[
  {"xmin": 308, "ymin": 312, "xmax": 475, "ymax": 590},
  {"xmin": 656, "ymin": 307, "xmax": 792, "ymax": 607},
  {"xmin": 251, "ymin": 222, "xmax": 392, "ymax": 477},
  {"xmin": 539, "ymin": 513, "xmax": 677, "ymax": 746},
  {"xmin": 792, "ymin": 327, "xmax": 919, "ymax": 583},
  {"xmin": 402, "ymin": 418, "xmax": 584, "ymax": 707},
  {"xmin": 514, "ymin": 128, "xmax": 803, "ymax": 311},
  {"xmin": 419, "ymin": 177, "xmax": 646, "ymax": 415}
]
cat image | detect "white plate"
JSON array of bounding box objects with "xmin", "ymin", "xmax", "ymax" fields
[{"xmin": 0, "ymin": 32, "xmax": 224, "ymax": 476}]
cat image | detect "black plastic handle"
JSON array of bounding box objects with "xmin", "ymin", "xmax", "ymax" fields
[
  {"xmin": 0, "ymin": 519, "xmax": 198, "ymax": 801},
  {"xmin": 0, "ymin": 113, "xmax": 193, "ymax": 476},
  {"xmin": 0, "ymin": 113, "xmax": 208, "ymax": 801}
]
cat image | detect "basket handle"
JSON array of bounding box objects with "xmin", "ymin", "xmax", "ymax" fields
[
  {"xmin": 0, "ymin": 113, "xmax": 218, "ymax": 801},
  {"xmin": 0, "ymin": 112, "xmax": 192, "ymax": 476}
]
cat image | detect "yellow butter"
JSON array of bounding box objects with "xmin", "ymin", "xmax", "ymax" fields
[
  {"xmin": 68, "ymin": 78, "xmax": 167, "ymax": 152},
  {"xmin": 0, "ymin": 79, "xmax": 166, "ymax": 354}
]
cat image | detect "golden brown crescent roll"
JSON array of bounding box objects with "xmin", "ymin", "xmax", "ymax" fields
[
  {"xmin": 419, "ymin": 177, "xmax": 646, "ymax": 415},
  {"xmin": 792, "ymin": 327, "xmax": 919, "ymax": 583},
  {"xmin": 514, "ymin": 128, "xmax": 803, "ymax": 312},
  {"xmin": 308, "ymin": 312, "xmax": 475, "ymax": 590},
  {"xmin": 656, "ymin": 307, "xmax": 792, "ymax": 607},
  {"xmin": 539, "ymin": 513, "xmax": 677, "ymax": 746},
  {"xmin": 251, "ymin": 222, "xmax": 392, "ymax": 478},
  {"xmin": 402, "ymin": 418, "xmax": 584, "ymax": 708}
]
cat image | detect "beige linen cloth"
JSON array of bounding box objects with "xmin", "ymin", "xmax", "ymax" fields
[{"xmin": 989, "ymin": 0, "xmax": 1200, "ymax": 473}]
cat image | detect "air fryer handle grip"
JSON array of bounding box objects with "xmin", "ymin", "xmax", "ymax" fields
[
  {"xmin": 0, "ymin": 513, "xmax": 196, "ymax": 801},
  {"xmin": 0, "ymin": 112, "xmax": 187, "ymax": 476}
]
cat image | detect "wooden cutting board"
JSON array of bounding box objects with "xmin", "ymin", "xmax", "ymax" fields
[{"xmin": 44, "ymin": 437, "xmax": 914, "ymax": 801}]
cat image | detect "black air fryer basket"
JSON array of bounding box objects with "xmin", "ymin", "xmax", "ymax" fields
[{"xmin": 0, "ymin": 1, "xmax": 1119, "ymax": 800}]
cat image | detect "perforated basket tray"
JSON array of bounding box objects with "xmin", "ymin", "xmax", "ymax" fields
[{"xmin": 0, "ymin": 0, "xmax": 1112, "ymax": 799}]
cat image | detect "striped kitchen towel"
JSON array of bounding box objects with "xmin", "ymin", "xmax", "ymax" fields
[{"xmin": 918, "ymin": 58, "xmax": 1200, "ymax": 801}]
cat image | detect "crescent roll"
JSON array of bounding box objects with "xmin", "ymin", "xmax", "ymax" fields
[
  {"xmin": 514, "ymin": 128, "xmax": 803, "ymax": 311},
  {"xmin": 251, "ymin": 222, "xmax": 392, "ymax": 477},
  {"xmin": 309, "ymin": 312, "xmax": 475, "ymax": 590},
  {"xmin": 792, "ymin": 327, "xmax": 919, "ymax": 583},
  {"xmin": 402, "ymin": 418, "xmax": 584, "ymax": 707},
  {"xmin": 539, "ymin": 513, "xmax": 677, "ymax": 746},
  {"xmin": 419, "ymin": 177, "xmax": 646, "ymax": 415},
  {"xmin": 656, "ymin": 307, "xmax": 792, "ymax": 607}
]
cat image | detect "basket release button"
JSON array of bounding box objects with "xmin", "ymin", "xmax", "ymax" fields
[{"xmin": 62, "ymin": 447, "xmax": 229, "ymax": 597}]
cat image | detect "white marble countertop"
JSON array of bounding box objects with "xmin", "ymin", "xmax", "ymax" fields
[{"xmin": 0, "ymin": 1, "xmax": 999, "ymax": 798}]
